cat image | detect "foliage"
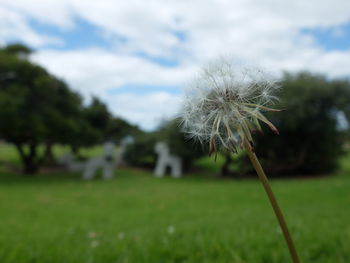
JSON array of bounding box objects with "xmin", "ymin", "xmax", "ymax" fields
[
  {"xmin": 124, "ymin": 119, "xmax": 204, "ymax": 170},
  {"xmin": 68, "ymin": 97, "xmax": 111, "ymax": 154},
  {"xmin": 237, "ymin": 72, "xmax": 350, "ymax": 176},
  {"xmin": 68, "ymin": 98, "xmax": 142, "ymax": 155},
  {"xmin": 106, "ymin": 116, "xmax": 142, "ymax": 142},
  {"xmin": 124, "ymin": 131, "xmax": 158, "ymax": 168},
  {"xmin": 0, "ymin": 44, "xmax": 84, "ymax": 173},
  {"xmin": 156, "ymin": 119, "xmax": 205, "ymax": 169},
  {"xmin": 84, "ymin": 97, "xmax": 111, "ymax": 139},
  {"xmin": 1, "ymin": 43, "xmax": 32, "ymax": 57}
]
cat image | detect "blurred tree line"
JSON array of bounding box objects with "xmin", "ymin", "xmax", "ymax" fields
[
  {"xmin": 0, "ymin": 44, "xmax": 140, "ymax": 174},
  {"xmin": 124, "ymin": 119, "xmax": 204, "ymax": 171},
  {"xmin": 233, "ymin": 72, "xmax": 350, "ymax": 176},
  {"xmin": 125, "ymin": 73, "xmax": 350, "ymax": 177},
  {"xmin": 1, "ymin": 43, "xmax": 350, "ymax": 177}
]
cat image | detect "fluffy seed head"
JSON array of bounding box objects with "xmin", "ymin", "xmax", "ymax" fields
[{"xmin": 180, "ymin": 58, "xmax": 280, "ymax": 155}]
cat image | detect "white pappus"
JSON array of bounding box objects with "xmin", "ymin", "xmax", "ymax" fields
[{"xmin": 180, "ymin": 57, "xmax": 280, "ymax": 156}]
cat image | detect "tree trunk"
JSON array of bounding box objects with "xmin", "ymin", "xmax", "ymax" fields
[
  {"xmin": 43, "ymin": 141, "xmax": 55, "ymax": 164},
  {"xmin": 23, "ymin": 158, "xmax": 39, "ymax": 174},
  {"xmin": 15, "ymin": 143, "xmax": 40, "ymax": 175},
  {"xmin": 70, "ymin": 145, "xmax": 85, "ymax": 160}
]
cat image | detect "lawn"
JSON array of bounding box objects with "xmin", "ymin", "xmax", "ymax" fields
[{"xmin": 0, "ymin": 145, "xmax": 350, "ymax": 262}]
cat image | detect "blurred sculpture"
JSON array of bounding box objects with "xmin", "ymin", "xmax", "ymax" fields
[
  {"xmin": 83, "ymin": 141, "xmax": 115, "ymax": 180},
  {"xmin": 154, "ymin": 142, "xmax": 182, "ymax": 178},
  {"xmin": 58, "ymin": 141, "xmax": 116, "ymax": 180},
  {"xmin": 57, "ymin": 153, "xmax": 85, "ymax": 172}
]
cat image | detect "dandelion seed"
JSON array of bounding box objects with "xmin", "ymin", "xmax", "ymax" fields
[
  {"xmin": 90, "ymin": 240, "xmax": 99, "ymax": 248},
  {"xmin": 167, "ymin": 225, "xmax": 175, "ymax": 234},
  {"xmin": 118, "ymin": 232, "xmax": 125, "ymax": 240},
  {"xmin": 180, "ymin": 57, "xmax": 280, "ymax": 155}
]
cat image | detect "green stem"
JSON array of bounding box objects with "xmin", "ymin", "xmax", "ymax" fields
[{"xmin": 243, "ymin": 139, "xmax": 301, "ymax": 263}]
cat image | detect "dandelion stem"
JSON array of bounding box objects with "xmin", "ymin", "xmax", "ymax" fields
[{"xmin": 243, "ymin": 139, "xmax": 301, "ymax": 263}]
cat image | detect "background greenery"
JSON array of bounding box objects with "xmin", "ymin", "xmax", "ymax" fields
[{"xmin": 239, "ymin": 72, "xmax": 350, "ymax": 176}]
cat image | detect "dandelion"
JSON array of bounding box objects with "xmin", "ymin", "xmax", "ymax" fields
[
  {"xmin": 181, "ymin": 58, "xmax": 280, "ymax": 156},
  {"xmin": 118, "ymin": 232, "xmax": 125, "ymax": 240},
  {"xmin": 180, "ymin": 57, "xmax": 300, "ymax": 263},
  {"xmin": 90, "ymin": 240, "xmax": 99, "ymax": 248},
  {"xmin": 167, "ymin": 225, "xmax": 175, "ymax": 234}
]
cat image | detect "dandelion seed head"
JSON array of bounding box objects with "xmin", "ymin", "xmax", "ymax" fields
[
  {"xmin": 90, "ymin": 240, "xmax": 99, "ymax": 248},
  {"xmin": 167, "ymin": 225, "xmax": 176, "ymax": 234},
  {"xmin": 118, "ymin": 232, "xmax": 125, "ymax": 240},
  {"xmin": 180, "ymin": 57, "xmax": 280, "ymax": 154}
]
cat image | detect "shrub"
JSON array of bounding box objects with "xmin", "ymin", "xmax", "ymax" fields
[
  {"xmin": 237, "ymin": 72, "xmax": 350, "ymax": 176},
  {"xmin": 124, "ymin": 119, "xmax": 204, "ymax": 171}
]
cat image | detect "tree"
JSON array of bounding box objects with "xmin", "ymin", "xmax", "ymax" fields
[
  {"xmin": 2, "ymin": 43, "xmax": 32, "ymax": 58},
  {"xmin": 0, "ymin": 44, "xmax": 141, "ymax": 173},
  {"xmin": 235, "ymin": 72, "xmax": 350, "ymax": 176},
  {"xmin": 106, "ymin": 117, "xmax": 142, "ymax": 142},
  {"xmin": 156, "ymin": 119, "xmax": 204, "ymax": 170},
  {"xmin": 0, "ymin": 44, "xmax": 84, "ymax": 173},
  {"xmin": 67, "ymin": 97, "xmax": 112, "ymax": 156},
  {"xmin": 41, "ymin": 77, "xmax": 83, "ymax": 164},
  {"xmin": 123, "ymin": 131, "xmax": 158, "ymax": 168}
]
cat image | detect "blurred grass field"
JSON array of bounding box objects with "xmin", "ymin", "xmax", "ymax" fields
[{"xmin": 0, "ymin": 143, "xmax": 350, "ymax": 262}]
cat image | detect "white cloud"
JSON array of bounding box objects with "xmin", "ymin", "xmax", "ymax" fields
[
  {"xmin": 0, "ymin": 6, "xmax": 62, "ymax": 47},
  {"xmin": 31, "ymin": 48, "xmax": 196, "ymax": 97},
  {"xmin": 1, "ymin": 0, "xmax": 74, "ymax": 29},
  {"xmin": 1, "ymin": 0, "xmax": 350, "ymax": 129},
  {"xmin": 31, "ymin": 48, "xmax": 191, "ymax": 129},
  {"xmin": 105, "ymin": 92, "xmax": 182, "ymax": 131}
]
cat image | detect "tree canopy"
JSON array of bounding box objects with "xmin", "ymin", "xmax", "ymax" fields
[
  {"xmin": 236, "ymin": 72, "xmax": 350, "ymax": 176},
  {"xmin": 0, "ymin": 44, "xmax": 85, "ymax": 172},
  {"xmin": 0, "ymin": 44, "xmax": 137, "ymax": 174}
]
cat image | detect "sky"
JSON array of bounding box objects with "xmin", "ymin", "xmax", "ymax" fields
[{"xmin": 1, "ymin": 0, "xmax": 350, "ymax": 130}]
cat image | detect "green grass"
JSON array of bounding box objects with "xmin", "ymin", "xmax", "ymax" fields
[{"xmin": 0, "ymin": 144, "xmax": 350, "ymax": 262}]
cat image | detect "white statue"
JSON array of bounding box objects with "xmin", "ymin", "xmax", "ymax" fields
[
  {"xmin": 57, "ymin": 153, "xmax": 85, "ymax": 172},
  {"xmin": 154, "ymin": 142, "xmax": 182, "ymax": 178},
  {"xmin": 58, "ymin": 141, "xmax": 116, "ymax": 180}
]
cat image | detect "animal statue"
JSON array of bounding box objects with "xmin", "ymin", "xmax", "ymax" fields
[
  {"xmin": 154, "ymin": 142, "xmax": 182, "ymax": 178},
  {"xmin": 57, "ymin": 141, "xmax": 116, "ymax": 180},
  {"xmin": 57, "ymin": 153, "xmax": 85, "ymax": 172}
]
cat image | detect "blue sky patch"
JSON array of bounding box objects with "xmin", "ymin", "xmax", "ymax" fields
[
  {"xmin": 107, "ymin": 84, "xmax": 182, "ymax": 95},
  {"xmin": 173, "ymin": 30, "xmax": 187, "ymax": 42},
  {"xmin": 134, "ymin": 51, "xmax": 180, "ymax": 67},
  {"xmin": 29, "ymin": 17, "xmax": 183, "ymax": 67},
  {"xmin": 302, "ymin": 22, "xmax": 350, "ymax": 51},
  {"xmin": 29, "ymin": 17, "xmax": 117, "ymax": 50}
]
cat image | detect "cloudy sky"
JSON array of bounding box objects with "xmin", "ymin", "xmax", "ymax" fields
[{"xmin": 1, "ymin": 0, "xmax": 350, "ymax": 130}]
